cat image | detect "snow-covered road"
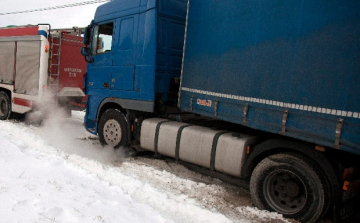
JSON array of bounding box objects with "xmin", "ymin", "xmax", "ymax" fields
[{"xmin": 0, "ymin": 110, "xmax": 290, "ymax": 223}]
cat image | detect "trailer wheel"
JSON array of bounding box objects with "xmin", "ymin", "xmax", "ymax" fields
[
  {"xmin": 250, "ymin": 153, "xmax": 328, "ymax": 222},
  {"xmin": 98, "ymin": 108, "xmax": 128, "ymax": 148},
  {"xmin": 0, "ymin": 91, "xmax": 11, "ymax": 120}
]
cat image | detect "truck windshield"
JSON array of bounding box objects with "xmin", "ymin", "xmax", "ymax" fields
[{"xmin": 91, "ymin": 22, "xmax": 113, "ymax": 55}]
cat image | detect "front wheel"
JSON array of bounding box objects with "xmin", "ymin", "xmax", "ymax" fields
[
  {"xmin": 98, "ymin": 108, "xmax": 129, "ymax": 148},
  {"xmin": 250, "ymin": 153, "xmax": 330, "ymax": 222},
  {"xmin": 0, "ymin": 91, "xmax": 11, "ymax": 120}
]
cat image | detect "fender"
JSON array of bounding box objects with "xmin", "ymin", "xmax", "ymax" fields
[{"xmin": 96, "ymin": 98, "xmax": 154, "ymax": 121}]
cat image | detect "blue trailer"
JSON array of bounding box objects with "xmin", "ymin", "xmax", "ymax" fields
[{"xmin": 81, "ymin": 0, "xmax": 360, "ymax": 222}]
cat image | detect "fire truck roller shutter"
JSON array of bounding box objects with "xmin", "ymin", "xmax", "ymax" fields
[
  {"xmin": 14, "ymin": 41, "xmax": 41, "ymax": 95},
  {"xmin": 0, "ymin": 41, "xmax": 15, "ymax": 84}
]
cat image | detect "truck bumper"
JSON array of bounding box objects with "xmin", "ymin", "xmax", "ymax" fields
[{"xmin": 84, "ymin": 110, "xmax": 98, "ymax": 135}]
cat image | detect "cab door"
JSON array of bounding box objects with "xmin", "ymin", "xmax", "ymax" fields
[
  {"xmin": 111, "ymin": 15, "xmax": 139, "ymax": 91},
  {"xmin": 86, "ymin": 22, "xmax": 114, "ymax": 90}
]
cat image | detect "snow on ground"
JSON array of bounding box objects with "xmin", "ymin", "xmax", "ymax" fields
[{"xmin": 0, "ymin": 109, "xmax": 291, "ymax": 223}]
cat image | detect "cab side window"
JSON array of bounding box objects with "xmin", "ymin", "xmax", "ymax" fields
[{"xmin": 91, "ymin": 22, "xmax": 114, "ymax": 55}]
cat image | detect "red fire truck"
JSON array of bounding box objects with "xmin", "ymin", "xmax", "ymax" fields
[{"xmin": 0, "ymin": 24, "xmax": 86, "ymax": 119}]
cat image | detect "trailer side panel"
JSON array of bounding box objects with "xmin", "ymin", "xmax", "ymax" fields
[{"xmin": 179, "ymin": 0, "xmax": 360, "ymax": 154}]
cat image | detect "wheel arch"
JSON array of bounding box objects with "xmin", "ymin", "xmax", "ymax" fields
[
  {"xmin": 243, "ymin": 139, "xmax": 337, "ymax": 179},
  {"xmin": 97, "ymin": 101, "xmax": 126, "ymax": 122},
  {"xmin": 96, "ymin": 98, "xmax": 154, "ymax": 122},
  {"xmin": 0, "ymin": 87, "xmax": 12, "ymax": 99}
]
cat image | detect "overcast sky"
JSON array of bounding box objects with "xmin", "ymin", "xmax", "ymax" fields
[{"xmin": 0, "ymin": 0, "xmax": 107, "ymax": 29}]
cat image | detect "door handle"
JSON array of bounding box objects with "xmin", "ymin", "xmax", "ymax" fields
[{"xmin": 103, "ymin": 82, "xmax": 110, "ymax": 88}]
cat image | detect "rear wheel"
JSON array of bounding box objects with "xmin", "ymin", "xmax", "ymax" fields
[
  {"xmin": 250, "ymin": 153, "xmax": 330, "ymax": 222},
  {"xmin": 98, "ymin": 109, "xmax": 129, "ymax": 148},
  {"xmin": 0, "ymin": 91, "xmax": 11, "ymax": 120}
]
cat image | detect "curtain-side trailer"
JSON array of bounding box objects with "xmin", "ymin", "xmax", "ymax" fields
[{"xmin": 81, "ymin": 0, "xmax": 360, "ymax": 222}]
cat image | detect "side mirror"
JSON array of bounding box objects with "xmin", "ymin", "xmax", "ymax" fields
[
  {"xmin": 83, "ymin": 25, "xmax": 91, "ymax": 45},
  {"xmin": 81, "ymin": 47, "xmax": 90, "ymax": 56},
  {"xmin": 81, "ymin": 47, "xmax": 94, "ymax": 63}
]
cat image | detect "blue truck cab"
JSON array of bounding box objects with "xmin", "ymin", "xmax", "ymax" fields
[
  {"xmin": 82, "ymin": 0, "xmax": 360, "ymax": 222},
  {"xmin": 82, "ymin": 0, "xmax": 186, "ymax": 138}
]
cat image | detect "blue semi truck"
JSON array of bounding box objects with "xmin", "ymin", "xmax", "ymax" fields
[{"xmin": 81, "ymin": 0, "xmax": 360, "ymax": 222}]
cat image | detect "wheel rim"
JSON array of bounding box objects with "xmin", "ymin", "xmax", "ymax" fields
[
  {"xmin": 263, "ymin": 169, "xmax": 307, "ymax": 215},
  {"xmin": 103, "ymin": 119, "xmax": 122, "ymax": 146},
  {"xmin": 0, "ymin": 98, "xmax": 8, "ymax": 116}
]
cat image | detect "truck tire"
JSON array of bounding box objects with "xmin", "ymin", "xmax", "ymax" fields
[
  {"xmin": 0, "ymin": 91, "xmax": 11, "ymax": 120},
  {"xmin": 250, "ymin": 153, "xmax": 329, "ymax": 223},
  {"xmin": 98, "ymin": 108, "xmax": 129, "ymax": 148}
]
